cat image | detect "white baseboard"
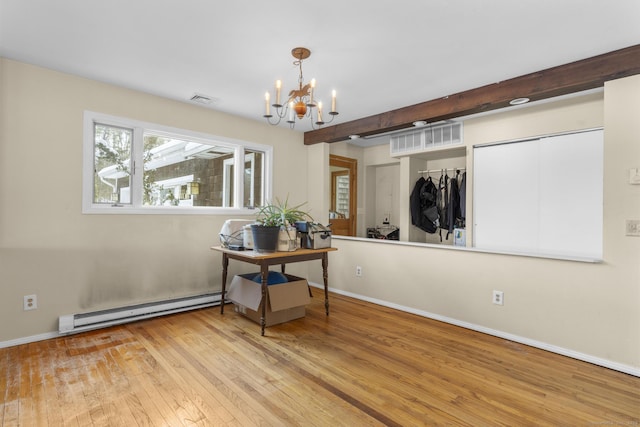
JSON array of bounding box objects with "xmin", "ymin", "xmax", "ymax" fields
[
  {"xmin": 5, "ymin": 285, "xmax": 639, "ymax": 378},
  {"xmin": 0, "ymin": 332, "xmax": 60, "ymax": 349},
  {"xmin": 309, "ymin": 282, "xmax": 640, "ymax": 378}
]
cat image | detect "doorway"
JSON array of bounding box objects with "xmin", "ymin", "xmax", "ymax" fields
[{"xmin": 329, "ymin": 154, "xmax": 357, "ymax": 236}]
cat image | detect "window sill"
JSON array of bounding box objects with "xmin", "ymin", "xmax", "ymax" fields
[
  {"xmin": 332, "ymin": 235, "xmax": 603, "ymax": 263},
  {"xmin": 82, "ymin": 205, "xmax": 258, "ymax": 216}
]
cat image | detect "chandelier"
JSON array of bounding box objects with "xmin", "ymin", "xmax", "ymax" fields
[{"xmin": 263, "ymin": 47, "xmax": 338, "ymax": 129}]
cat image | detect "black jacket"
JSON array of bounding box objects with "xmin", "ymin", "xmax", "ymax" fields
[{"xmin": 410, "ymin": 177, "xmax": 438, "ymax": 233}]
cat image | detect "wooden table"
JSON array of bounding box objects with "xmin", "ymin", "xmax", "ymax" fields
[{"xmin": 211, "ymin": 246, "xmax": 338, "ymax": 335}]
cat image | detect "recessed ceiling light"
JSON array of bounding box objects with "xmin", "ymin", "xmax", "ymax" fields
[{"xmin": 509, "ymin": 97, "xmax": 530, "ymax": 106}]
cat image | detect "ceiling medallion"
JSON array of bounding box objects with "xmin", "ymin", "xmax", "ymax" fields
[{"xmin": 263, "ymin": 47, "xmax": 339, "ymax": 129}]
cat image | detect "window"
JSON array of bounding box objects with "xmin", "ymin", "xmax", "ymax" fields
[
  {"xmin": 83, "ymin": 111, "xmax": 272, "ymax": 214},
  {"xmin": 222, "ymin": 151, "xmax": 264, "ymax": 208}
]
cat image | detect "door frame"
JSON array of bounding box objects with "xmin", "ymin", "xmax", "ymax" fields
[{"xmin": 329, "ymin": 154, "xmax": 357, "ymax": 236}]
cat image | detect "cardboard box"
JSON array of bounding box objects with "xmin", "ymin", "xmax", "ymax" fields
[{"xmin": 226, "ymin": 273, "xmax": 311, "ymax": 326}]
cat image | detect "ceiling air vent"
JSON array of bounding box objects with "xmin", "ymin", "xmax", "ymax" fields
[{"xmin": 189, "ymin": 94, "xmax": 214, "ymax": 105}]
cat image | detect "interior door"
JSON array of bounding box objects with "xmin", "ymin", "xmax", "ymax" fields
[{"xmin": 329, "ymin": 155, "xmax": 357, "ymax": 236}]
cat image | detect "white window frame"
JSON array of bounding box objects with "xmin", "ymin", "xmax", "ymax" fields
[
  {"xmin": 82, "ymin": 111, "xmax": 273, "ymax": 215},
  {"xmin": 223, "ymin": 152, "xmax": 259, "ymax": 208}
]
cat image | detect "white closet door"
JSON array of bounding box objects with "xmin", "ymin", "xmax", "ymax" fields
[
  {"xmin": 473, "ymin": 129, "xmax": 603, "ymax": 259},
  {"xmin": 538, "ymin": 130, "xmax": 603, "ymax": 258},
  {"xmin": 473, "ymin": 139, "xmax": 540, "ymax": 253}
]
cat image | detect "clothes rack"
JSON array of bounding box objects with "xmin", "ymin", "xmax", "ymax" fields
[{"xmin": 417, "ymin": 167, "xmax": 466, "ymax": 174}]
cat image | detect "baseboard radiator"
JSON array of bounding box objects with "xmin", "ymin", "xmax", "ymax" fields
[{"xmin": 59, "ymin": 292, "xmax": 222, "ymax": 335}]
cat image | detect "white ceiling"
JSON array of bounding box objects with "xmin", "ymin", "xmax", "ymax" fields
[{"xmin": 1, "ymin": 0, "xmax": 639, "ymax": 135}]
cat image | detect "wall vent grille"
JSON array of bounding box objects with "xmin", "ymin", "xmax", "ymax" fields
[{"xmin": 390, "ymin": 122, "xmax": 463, "ymax": 156}]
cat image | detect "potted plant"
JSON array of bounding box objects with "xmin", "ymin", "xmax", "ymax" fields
[{"xmin": 252, "ymin": 196, "xmax": 313, "ymax": 253}]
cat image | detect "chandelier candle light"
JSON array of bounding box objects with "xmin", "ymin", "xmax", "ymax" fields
[{"xmin": 263, "ymin": 47, "xmax": 338, "ymax": 129}]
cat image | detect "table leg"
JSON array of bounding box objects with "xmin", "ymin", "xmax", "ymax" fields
[
  {"xmin": 220, "ymin": 254, "xmax": 229, "ymax": 314},
  {"xmin": 260, "ymin": 263, "xmax": 268, "ymax": 336},
  {"xmin": 322, "ymin": 253, "xmax": 329, "ymax": 315}
]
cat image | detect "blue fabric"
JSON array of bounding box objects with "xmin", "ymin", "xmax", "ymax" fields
[{"xmin": 252, "ymin": 271, "xmax": 289, "ymax": 285}]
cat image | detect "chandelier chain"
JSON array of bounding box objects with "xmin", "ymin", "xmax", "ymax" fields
[{"xmin": 295, "ymin": 59, "xmax": 304, "ymax": 90}]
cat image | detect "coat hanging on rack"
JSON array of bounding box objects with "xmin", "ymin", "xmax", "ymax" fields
[
  {"xmin": 459, "ymin": 171, "xmax": 466, "ymax": 226},
  {"xmin": 437, "ymin": 172, "xmax": 449, "ymax": 241},
  {"xmin": 410, "ymin": 176, "xmax": 439, "ymax": 233},
  {"xmin": 410, "ymin": 176, "xmax": 425, "ymax": 228},
  {"xmin": 447, "ymin": 171, "xmax": 461, "ymax": 238}
]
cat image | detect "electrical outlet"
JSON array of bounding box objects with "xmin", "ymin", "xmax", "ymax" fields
[
  {"xmin": 355, "ymin": 266, "xmax": 363, "ymax": 277},
  {"xmin": 24, "ymin": 294, "xmax": 38, "ymax": 311},
  {"xmin": 492, "ymin": 290, "xmax": 504, "ymax": 306},
  {"xmin": 626, "ymin": 220, "xmax": 640, "ymax": 236}
]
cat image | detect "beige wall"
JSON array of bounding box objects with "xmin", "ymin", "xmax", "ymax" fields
[
  {"xmin": 310, "ymin": 81, "xmax": 639, "ymax": 372},
  {"xmin": 2, "ymin": 58, "xmax": 639, "ymax": 374},
  {"xmin": 0, "ymin": 58, "xmax": 308, "ymax": 341}
]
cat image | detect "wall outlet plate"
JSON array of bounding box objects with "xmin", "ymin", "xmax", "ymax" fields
[
  {"xmin": 626, "ymin": 220, "xmax": 640, "ymax": 236},
  {"xmin": 24, "ymin": 294, "xmax": 37, "ymax": 311},
  {"xmin": 492, "ymin": 290, "xmax": 504, "ymax": 305}
]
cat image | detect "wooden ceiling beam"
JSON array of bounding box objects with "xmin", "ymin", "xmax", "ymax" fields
[{"xmin": 304, "ymin": 44, "xmax": 640, "ymax": 145}]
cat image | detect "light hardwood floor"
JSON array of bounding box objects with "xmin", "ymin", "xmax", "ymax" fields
[{"xmin": 2, "ymin": 288, "xmax": 639, "ymax": 426}]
